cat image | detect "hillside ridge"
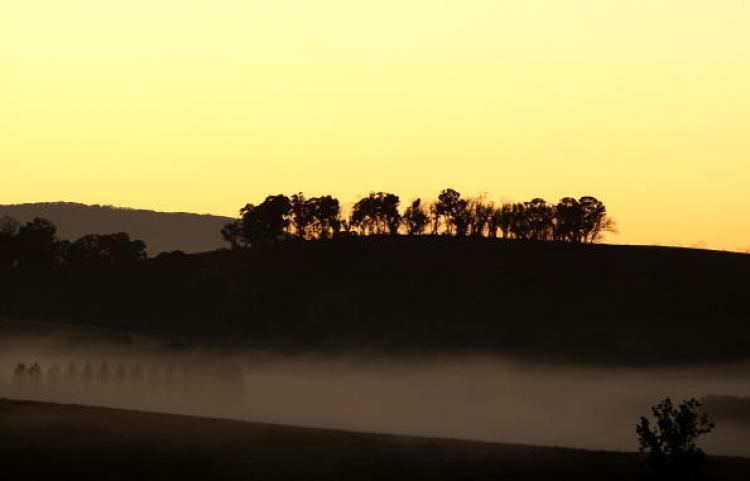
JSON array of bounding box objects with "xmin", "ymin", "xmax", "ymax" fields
[
  {"xmin": 5, "ymin": 236, "xmax": 750, "ymax": 363},
  {"xmin": 0, "ymin": 201, "xmax": 233, "ymax": 255}
]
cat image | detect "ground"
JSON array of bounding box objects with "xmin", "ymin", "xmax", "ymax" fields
[{"xmin": 1, "ymin": 399, "xmax": 749, "ymax": 481}]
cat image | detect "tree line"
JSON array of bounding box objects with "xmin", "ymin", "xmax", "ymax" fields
[
  {"xmin": 221, "ymin": 188, "xmax": 616, "ymax": 248},
  {"xmin": 0, "ymin": 216, "xmax": 146, "ymax": 273},
  {"xmin": 0, "ymin": 189, "xmax": 616, "ymax": 272}
]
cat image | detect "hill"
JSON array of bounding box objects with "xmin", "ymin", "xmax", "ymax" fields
[
  {"xmin": 703, "ymin": 396, "xmax": 750, "ymax": 427},
  {"xmin": 5, "ymin": 237, "xmax": 750, "ymax": 364},
  {"xmin": 0, "ymin": 202, "xmax": 232, "ymax": 255},
  {"xmin": 1, "ymin": 399, "xmax": 748, "ymax": 480}
]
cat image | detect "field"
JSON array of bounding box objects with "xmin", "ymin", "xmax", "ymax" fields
[
  {"xmin": 2, "ymin": 399, "xmax": 749, "ymax": 481},
  {"xmin": 3, "ymin": 239, "xmax": 750, "ymax": 479},
  {"xmin": 5, "ymin": 237, "xmax": 750, "ymax": 364}
]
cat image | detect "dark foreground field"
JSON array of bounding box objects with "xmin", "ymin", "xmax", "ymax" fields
[
  {"xmin": 1, "ymin": 400, "xmax": 748, "ymax": 481},
  {"xmin": 5, "ymin": 237, "xmax": 750, "ymax": 364}
]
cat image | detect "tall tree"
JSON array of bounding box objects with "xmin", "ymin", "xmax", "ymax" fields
[
  {"xmin": 453, "ymin": 200, "xmax": 471, "ymax": 237},
  {"xmin": 524, "ymin": 198, "xmax": 554, "ymax": 241},
  {"xmin": 493, "ymin": 203, "xmax": 514, "ymax": 239},
  {"xmin": 403, "ymin": 199, "xmax": 430, "ymax": 235},
  {"xmin": 468, "ymin": 198, "xmax": 494, "ymax": 237},
  {"xmin": 508, "ymin": 203, "xmax": 531, "ymax": 240},
  {"xmin": 428, "ymin": 201, "xmax": 441, "ymax": 235},
  {"xmin": 434, "ymin": 188, "xmax": 462, "ymax": 235},
  {"xmin": 381, "ymin": 193, "xmax": 402, "ymax": 235},
  {"xmin": 554, "ymin": 197, "xmax": 582, "ymax": 242},
  {"xmin": 15, "ymin": 218, "xmax": 63, "ymax": 268},
  {"xmin": 309, "ymin": 195, "xmax": 341, "ymax": 239},
  {"xmin": 434, "ymin": 188, "xmax": 472, "ymax": 236},
  {"xmin": 290, "ymin": 193, "xmax": 314, "ymax": 239},
  {"xmin": 350, "ymin": 194, "xmax": 379, "ymax": 235},
  {"xmin": 578, "ymin": 196, "xmax": 615, "ymax": 243},
  {"xmin": 351, "ymin": 192, "xmax": 401, "ymax": 235},
  {"xmin": 236, "ymin": 195, "xmax": 293, "ymax": 247}
]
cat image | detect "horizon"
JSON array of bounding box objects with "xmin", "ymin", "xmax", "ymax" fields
[
  {"xmin": 3, "ymin": 1, "xmax": 749, "ymax": 252},
  {"xmin": 1, "ymin": 198, "xmax": 749, "ymax": 254}
]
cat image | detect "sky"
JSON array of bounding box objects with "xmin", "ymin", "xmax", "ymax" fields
[{"xmin": 1, "ymin": 1, "xmax": 749, "ymax": 251}]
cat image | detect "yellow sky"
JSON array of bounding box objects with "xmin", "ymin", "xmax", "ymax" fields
[{"xmin": 2, "ymin": 1, "xmax": 749, "ymax": 251}]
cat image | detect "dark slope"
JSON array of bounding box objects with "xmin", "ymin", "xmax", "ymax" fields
[
  {"xmin": 0, "ymin": 202, "xmax": 232, "ymax": 255},
  {"xmin": 1, "ymin": 399, "xmax": 747, "ymax": 481},
  {"xmin": 703, "ymin": 396, "xmax": 750, "ymax": 427},
  {"xmin": 7, "ymin": 237, "xmax": 750, "ymax": 364}
]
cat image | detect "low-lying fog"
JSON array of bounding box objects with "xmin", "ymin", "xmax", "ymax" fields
[{"xmin": 1, "ymin": 320, "xmax": 749, "ymax": 457}]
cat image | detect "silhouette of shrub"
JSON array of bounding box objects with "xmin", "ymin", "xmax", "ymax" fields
[{"xmin": 637, "ymin": 398, "xmax": 714, "ymax": 480}]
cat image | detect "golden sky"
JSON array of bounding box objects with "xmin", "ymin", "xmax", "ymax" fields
[{"xmin": 2, "ymin": 1, "xmax": 749, "ymax": 251}]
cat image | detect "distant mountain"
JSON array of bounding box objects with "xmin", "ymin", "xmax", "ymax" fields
[{"xmin": 0, "ymin": 202, "xmax": 233, "ymax": 256}]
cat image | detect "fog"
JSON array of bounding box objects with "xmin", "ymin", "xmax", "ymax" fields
[{"xmin": 2, "ymin": 320, "xmax": 749, "ymax": 457}]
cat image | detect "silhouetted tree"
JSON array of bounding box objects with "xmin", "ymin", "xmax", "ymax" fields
[
  {"xmin": 382, "ymin": 193, "xmax": 402, "ymax": 235},
  {"xmin": 232, "ymin": 195, "xmax": 293, "ymax": 247},
  {"xmin": 308, "ymin": 195, "xmax": 341, "ymax": 239},
  {"xmin": 453, "ymin": 201, "xmax": 471, "ymax": 236},
  {"xmin": 290, "ymin": 193, "xmax": 314, "ymax": 239},
  {"xmin": 492, "ymin": 203, "xmax": 513, "ymax": 239},
  {"xmin": 220, "ymin": 190, "xmax": 616, "ymax": 244},
  {"xmin": 637, "ymin": 398, "xmax": 714, "ymax": 480},
  {"xmin": 350, "ymin": 195, "xmax": 378, "ymax": 235},
  {"xmin": 67, "ymin": 232, "xmax": 146, "ymax": 267},
  {"xmin": 0, "ymin": 216, "xmax": 19, "ymax": 237},
  {"xmin": 578, "ymin": 196, "xmax": 617, "ymax": 243},
  {"xmin": 554, "ymin": 197, "xmax": 582, "ymax": 242},
  {"xmin": 17, "ymin": 217, "xmax": 57, "ymax": 254},
  {"xmin": 428, "ymin": 201, "xmax": 441, "ymax": 235},
  {"xmin": 434, "ymin": 188, "xmax": 462, "ymax": 235},
  {"xmin": 434, "ymin": 188, "xmax": 472, "ymax": 236},
  {"xmin": 221, "ymin": 220, "xmax": 243, "ymax": 249},
  {"xmin": 507, "ymin": 203, "xmax": 531, "ymax": 239},
  {"xmin": 524, "ymin": 198, "xmax": 554, "ymax": 241},
  {"xmin": 231, "ymin": 192, "xmax": 342, "ymax": 242},
  {"xmin": 351, "ymin": 192, "xmax": 401, "ymax": 235},
  {"xmin": 468, "ymin": 198, "xmax": 494, "ymax": 237},
  {"xmin": 0, "ymin": 216, "xmax": 19, "ymax": 270},
  {"xmin": 15, "ymin": 217, "xmax": 64, "ymax": 269},
  {"xmin": 487, "ymin": 208, "xmax": 501, "ymax": 238},
  {"xmin": 403, "ymin": 199, "xmax": 430, "ymax": 235}
]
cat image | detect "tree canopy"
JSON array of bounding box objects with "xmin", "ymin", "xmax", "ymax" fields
[
  {"xmin": 0, "ymin": 216, "xmax": 147, "ymax": 275},
  {"xmin": 222, "ymin": 189, "xmax": 616, "ymax": 248}
]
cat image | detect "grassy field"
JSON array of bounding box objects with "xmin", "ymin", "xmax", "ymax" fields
[
  {"xmin": 1, "ymin": 399, "xmax": 748, "ymax": 481},
  {"xmin": 6, "ymin": 237, "xmax": 750, "ymax": 364}
]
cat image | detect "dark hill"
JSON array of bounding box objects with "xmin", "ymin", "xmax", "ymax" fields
[
  {"xmin": 2, "ymin": 399, "xmax": 748, "ymax": 481},
  {"xmin": 6, "ymin": 237, "xmax": 750, "ymax": 364},
  {"xmin": 702, "ymin": 396, "xmax": 750, "ymax": 427},
  {"xmin": 0, "ymin": 202, "xmax": 232, "ymax": 255}
]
